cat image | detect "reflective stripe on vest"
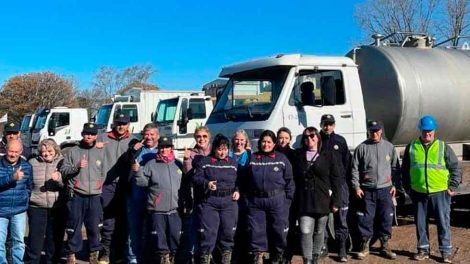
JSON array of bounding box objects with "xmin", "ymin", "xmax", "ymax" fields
[{"xmin": 409, "ymin": 139, "xmax": 449, "ymax": 193}]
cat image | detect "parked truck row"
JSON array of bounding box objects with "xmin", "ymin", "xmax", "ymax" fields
[{"xmin": 19, "ymin": 88, "xmax": 214, "ymax": 158}]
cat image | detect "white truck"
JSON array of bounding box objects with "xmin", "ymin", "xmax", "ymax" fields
[
  {"xmin": 30, "ymin": 107, "xmax": 89, "ymax": 150},
  {"xmin": 20, "ymin": 113, "xmax": 35, "ymax": 150},
  {"xmin": 205, "ymin": 34, "xmax": 470, "ymax": 195},
  {"xmin": 155, "ymin": 94, "xmax": 214, "ymax": 158},
  {"xmin": 94, "ymin": 88, "xmax": 197, "ymax": 135}
]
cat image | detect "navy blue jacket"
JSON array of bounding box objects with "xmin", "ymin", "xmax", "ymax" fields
[
  {"xmin": 320, "ymin": 131, "xmax": 351, "ymax": 179},
  {"xmin": 0, "ymin": 156, "xmax": 32, "ymax": 217},
  {"xmin": 245, "ymin": 151, "xmax": 295, "ymax": 200},
  {"xmin": 193, "ymin": 156, "xmax": 239, "ymax": 200}
]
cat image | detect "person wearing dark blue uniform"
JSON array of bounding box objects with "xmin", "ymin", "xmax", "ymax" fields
[
  {"xmin": 244, "ymin": 130, "xmax": 295, "ymax": 264},
  {"xmin": 319, "ymin": 114, "xmax": 352, "ymax": 262},
  {"xmin": 193, "ymin": 134, "xmax": 240, "ymax": 264}
]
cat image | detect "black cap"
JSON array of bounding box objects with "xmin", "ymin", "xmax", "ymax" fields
[
  {"xmin": 4, "ymin": 122, "xmax": 20, "ymax": 133},
  {"xmin": 158, "ymin": 136, "xmax": 174, "ymax": 148},
  {"xmin": 367, "ymin": 120, "xmax": 382, "ymax": 131},
  {"xmin": 114, "ymin": 114, "xmax": 130, "ymax": 124},
  {"xmin": 82, "ymin": 123, "xmax": 98, "ymax": 134},
  {"xmin": 320, "ymin": 114, "xmax": 335, "ymax": 125}
]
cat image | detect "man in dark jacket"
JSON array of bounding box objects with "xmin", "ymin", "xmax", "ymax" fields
[
  {"xmin": 0, "ymin": 122, "xmax": 31, "ymax": 159},
  {"xmin": 0, "ymin": 139, "xmax": 32, "ymax": 263},
  {"xmin": 319, "ymin": 114, "xmax": 351, "ymax": 262},
  {"xmin": 97, "ymin": 114, "xmax": 134, "ymax": 264}
]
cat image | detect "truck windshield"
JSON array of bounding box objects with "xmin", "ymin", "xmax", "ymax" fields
[
  {"xmin": 96, "ymin": 105, "xmax": 112, "ymax": 128},
  {"xmin": 156, "ymin": 98, "xmax": 178, "ymax": 125},
  {"xmin": 20, "ymin": 115, "xmax": 32, "ymax": 133},
  {"xmin": 208, "ymin": 66, "xmax": 290, "ymax": 123},
  {"xmin": 33, "ymin": 113, "xmax": 48, "ymax": 131}
]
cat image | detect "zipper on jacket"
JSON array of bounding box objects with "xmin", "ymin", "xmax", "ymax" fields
[
  {"xmin": 375, "ymin": 143, "xmax": 379, "ymax": 188},
  {"xmin": 168, "ymin": 164, "xmax": 172, "ymax": 210},
  {"xmin": 87, "ymin": 149, "xmax": 91, "ymax": 194},
  {"xmin": 424, "ymin": 145, "xmax": 429, "ymax": 194}
]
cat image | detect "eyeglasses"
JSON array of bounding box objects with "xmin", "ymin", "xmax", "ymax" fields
[
  {"xmin": 196, "ymin": 134, "xmax": 208, "ymax": 139},
  {"xmin": 303, "ymin": 134, "xmax": 316, "ymax": 139}
]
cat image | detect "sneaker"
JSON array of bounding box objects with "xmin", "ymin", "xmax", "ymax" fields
[
  {"xmin": 442, "ymin": 255, "xmax": 453, "ymax": 263},
  {"xmin": 413, "ymin": 251, "xmax": 430, "ymax": 261}
]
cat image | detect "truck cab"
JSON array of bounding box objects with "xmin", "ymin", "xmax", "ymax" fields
[
  {"xmin": 31, "ymin": 107, "xmax": 89, "ymax": 150},
  {"xmin": 155, "ymin": 94, "xmax": 214, "ymax": 157},
  {"xmin": 206, "ymin": 54, "xmax": 367, "ymax": 150}
]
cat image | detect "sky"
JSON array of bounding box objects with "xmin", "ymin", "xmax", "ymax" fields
[{"xmin": 0, "ymin": 0, "xmax": 364, "ymax": 91}]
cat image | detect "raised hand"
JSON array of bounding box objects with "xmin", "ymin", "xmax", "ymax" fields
[
  {"xmin": 51, "ymin": 168, "xmax": 61, "ymax": 181},
  {"xmin": 96, "ymin": 141, "xmax": 109, "ymax": 149},
  {"xmin": 79, "ymin": 154, "xmax": 88, "ymax": 168},
  {"xmin": 14, "ymin": 166, "xmax": 24, "ymax": 181}
]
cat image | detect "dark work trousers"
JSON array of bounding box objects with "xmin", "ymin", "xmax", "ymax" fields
[
  {"xmin": 246, "ymin": 194, "xmax": 289, "ymax": 254},
  {"xmin": 25, "ymin": 206, "xmax": 66, "ymax": 264},
  {"xmin": 100, "ymin": 182, "xmax": 127, "ymax": 259},
  {"xmin": 285, "ymin": 197, "xmax": 300, "ymax": 262},
  {"xmin": 356, "ymin": 187, "xmax": 394, "ymax": 240},
  {"xmin": 196, "ymin": 196, "xmax": 238, "ymax": 254},
  {"xmin": 175, "ymin": 212, "xmax": 198, "ymax": 264},
  {"xmin": 335, "ymin": 182, "xmax": 350, "ymax": 242},
  {"xmin": 64, "ymin": 194, "xmax": 103, "ymax": 254},
  {"xmin": 233, "ymin": 197, "xmax": 250, "ymax": 263},
  {"xmin": 150, "ymin": 212, "xmax": 182, "ymax": 254}
]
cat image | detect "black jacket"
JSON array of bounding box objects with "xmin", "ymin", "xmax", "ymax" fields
[{"xmin": 293, "ymin": 149, "xmax": 341, "ymax": 215}]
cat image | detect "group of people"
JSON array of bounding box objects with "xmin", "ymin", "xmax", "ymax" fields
[{"xmin": 0, "ymin": 112, "xmax": 461, "ymax": 264}]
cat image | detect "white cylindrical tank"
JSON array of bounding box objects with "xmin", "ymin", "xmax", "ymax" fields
[{"xmin": 349, "ymin": 45, "xmax": 470, "ymax": 144}]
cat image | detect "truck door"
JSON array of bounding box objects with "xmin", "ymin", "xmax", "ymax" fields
[
  {"xmin": 47, "ymin": 112, "xmax": 71, "ymax": 144},
  {"xmin": 284, "ymin": 68, "xmax": 355, "ymax": 146},
  {"xmin": 175, "ymin": 98, "xmax": 190, "ymax": 151}
]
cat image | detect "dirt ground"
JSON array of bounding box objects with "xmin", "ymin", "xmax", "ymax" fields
[{"xmin": 66, "ymin": 208, "xmax": 470, "ymax": 264}]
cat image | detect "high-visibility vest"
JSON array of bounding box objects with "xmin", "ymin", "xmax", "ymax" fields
[{"xmin": 409, "ymin": 139, "xmax": 449, "ymax": 193}]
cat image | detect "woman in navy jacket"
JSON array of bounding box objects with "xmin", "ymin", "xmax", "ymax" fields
[
  {"xmin": 193, "ymin": 134, "xmax": 240, "ymax": 264},
  {"xmin": 244, "ymin": 130, "xmax": 295, "ymax": 264},
  {"xmin": 293, "ymin": 127, "xmax": 341, "ymax": 264}
]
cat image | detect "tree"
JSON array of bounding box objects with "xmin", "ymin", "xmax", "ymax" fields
[
  {"xmin": 439, "ymin": 0, "xmax": 470, "ymax": 45},
  {"xmin": 0, "ymin": 72, "xmax": 76, "ymax": 120},
  {"xmin": 91, "ymin": 64, "xmax": 158, "ymax": 102},
  {"xmin": 355, "ymin": 0, "xmax": 469, "ymax": 44}
]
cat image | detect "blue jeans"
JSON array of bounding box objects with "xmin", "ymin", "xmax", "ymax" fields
[
  {"xmin": 411, "ymin": 190, "xmax": 452, "ymax": 256},
  {"xmin": 0, "ymin": 212, "xmax": 27, "ymax": 264},
  {"xmin": 300, "ymin": 214, "xmax": 328, "ymax": 259},
  {"xmin": 127, "ymin": 186, "xmax": 147, "ymax": 263}
]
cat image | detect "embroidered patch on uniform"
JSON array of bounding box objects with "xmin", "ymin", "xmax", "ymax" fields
[
  {"xmin": 334, "ymin": 144, "xmax": 339, "ymax": 150},
  {"xmin": 96, "ymin": 160, "xmax": 102, "ymax": 166},
  {"xmin": 273, "ymin": 166, "xmax": 279, "ymax": 172},
  {"xmin": 385, "ymin": 155, "xmax": 390, "ymax": 161},
  {"xmin": 177, "ymin": 169, "xmax": 182, "ymax": 175}
]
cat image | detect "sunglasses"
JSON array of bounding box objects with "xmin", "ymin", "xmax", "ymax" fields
[
  {"xmin": 196, "ymin": 134, "xmax": 208, "ymax": 139},
  {"xmin": 303, "ymin": 134, "xmax": 316, "ymax": 139}
]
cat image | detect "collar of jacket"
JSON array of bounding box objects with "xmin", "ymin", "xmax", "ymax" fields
[
  {"xmin": 255, "ymin": 151, "xmax": 276, "ymax": 160},
  {"xmin": 211, "ymin": 156, "xmax": 229, "ymax": 163},
  {"xmin": 107, "ymin": 130, "xmax": 130, "ymax": 140}
]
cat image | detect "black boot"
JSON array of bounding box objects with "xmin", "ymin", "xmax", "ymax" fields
[
  {"xmin": 250, "ymin": 252, "xmax": 264, "ymax": 264},
  {"xmin": 302, "ymin": 258, "xmax": 312, "ymax": 264},
  {"xmin": 319, "ymin": 243, "xmax": 328, "ymax": 258},
  {"xmin": 312, "ymin": 254, "xmax": 320, "ymax": 264},
  {"xmin": 270, "ymin": 251, "xmax": 284, "ymax": 264},
  {"xmin": 356, "ymin": 238, "xmax": 370, "ymax": 260},
  {"xmin": 379, "ymin": 236, "xmax": 396, "ymax": 259},
  {"xmin": 199, "ymin": 254, "xmax": 211, "ymax": 264},
  {"xmin": 221, "ymin": 250, "xmax": 232, "ymax": 264},
  {"xmin": 338, "ymin": 239, "xmax": 348, "ymax": 262}
]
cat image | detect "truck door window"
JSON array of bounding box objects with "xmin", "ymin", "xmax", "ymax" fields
[
  {"xmin": 156, "ymin": 98, "xmax": 178, "ymax": 124},
  {"xmin": 48, "ymin": 113, "xmax": 70, "ymax": 130},
  {"xmin": 114, "ymin": 104, "xmax": 138, "ymax": 122},
  {"xmin": 291, "ymin": 70, "xmax": 345, "ymax": 106},
  {"xmin": 189, "ymin": 98, "xmax": 207, "ymax": 119}
]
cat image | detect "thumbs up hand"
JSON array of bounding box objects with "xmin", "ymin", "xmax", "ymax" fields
[
  {"xmin": 14, "ymin": 166, "xmax": 24, "ymax": 181},
  {"xmin": 79, "ymin": 154, "xmax": 88, "ymax": 168},
  {"xmin": 51, "ymin": 168, "xmax": 61, "ymax": 181},
  {"xmin": 183, "ymin": 146, "xmax": 191, "ymax": 160},
  {"xmin": 131, "ymin": 160, "xmax": 140, "ymax": 172}
]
